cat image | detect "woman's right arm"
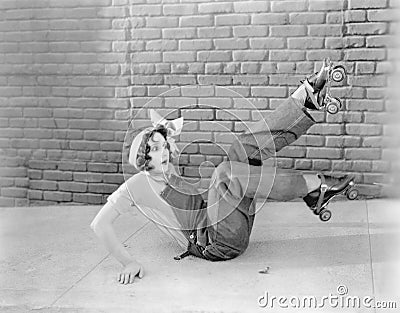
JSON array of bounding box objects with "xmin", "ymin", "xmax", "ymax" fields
[{"xmin": 90, "ymin": 201, "xmax": 144, "ymax": 284}]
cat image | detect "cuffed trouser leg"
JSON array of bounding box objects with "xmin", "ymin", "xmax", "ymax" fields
[{"xmin": 203, "ymin": 97, "xmax": 315, "ymax": 261}]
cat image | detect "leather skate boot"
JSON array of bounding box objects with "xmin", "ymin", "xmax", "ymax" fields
[
  {"xmin": 303, "ymin": 173, "xmax": 357, "ymax": 219},
  {"xmin": 303, "ymin": 59, "xmax": 331, "ymax": 111}
]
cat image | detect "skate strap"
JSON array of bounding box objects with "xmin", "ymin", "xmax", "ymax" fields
[
  {"xmin": 304, "ymin": 80, "xmax": 321, "ymax": 110},
  {"xmin": 316, "ymin": 173, "xmax": 328, "ymax": 210}
]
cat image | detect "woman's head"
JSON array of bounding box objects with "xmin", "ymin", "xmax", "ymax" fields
[{"xmin": 129, "ymin": 125, "xmax": 172, "ymax": 173}]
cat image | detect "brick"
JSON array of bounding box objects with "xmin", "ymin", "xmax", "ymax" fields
[
  {"xmin": 346, "ymin": 124, "xmax": 382, "ymax": 135},
  {"xmin": 309, "ymin": 25, "xmax": 342, "ymax": 36},
  {"xmin": 216, "ymin": 110, "xmax": 250, "ymax": 121},
  {"xmin": 368, "ymin": 9, "xmax": 397, "ymax": 22},
  {"xmin": 364, "ymin": 112, "xmax": 389, "ymax": 124},
  {"xmin": 372, "ymin": 160, "xmax": 390, "ymax": 172},
  {"xmin": 30, "ymin": 180, "xmax": 58, "ymax": 191},
  {"xmin": 1, "ymin": 187, "xmax": 26, "ymax": 198},
  {"xmin": 345, "ymin": 10, "xmax": 366, "ymax": 23},
  {"xmin": 0, "ymin": 128, "xmax": 24, "ymax": 138},
  {"xmin": 355, "ymin": 62, "xmax": 376, "ymax": 74},
  {"xmin": 252, "ymin": 13, "xmax": 288, "ymax": 25},
  {"xmin": 28, "ymin": 160, "xmax": 57, "ymax": 170},
  {"xmin": 271, "ymin": 0, "xmax": 307, "ymax": 12},
  {"xmin": 310, "ymin": 0, "xmax": 344, "ymax": 10},
  {"xmin": 163, "ymin": 28, "xmax": 195, "ymax": 39},
  {"xmin": 70, "ymin": 141, "xmax": 100, "ymax": 151},
  {"xmin": 346, "ymin": 23, "xmax": 387, "ymax": 35},
  {"xmin": 235, "ymin": 25, "xmax": 269, "ymax": 37},
  {"xmin": 234, "ymin": 1, "xmax": 269, "ymax": 12},
  {"xmin": 327, "ymin": 112, "xmax": 363, "ymax": 123},
  {"xmin": 198, "ymin": 51, "xmax": 231, "ymax": 62},
  {"xmin": 240, "ymin": 62, "xmax": 259, "ymax": 74},
  {"xmin": 307, "ymin": 147, "xmax": 342, "ymax": 159},
  {"xmin": 326, "ymin": 12, "xmax": 343, "ymax": 24},
  {"xmin": 88, "ymin": 163, "xmax": 118, "ymax": 173},
  {"xmin": 198, "ymin": 143, "xmax": 228, "ymax": 156},
  {"xmin": 276, "ymin": 158, "xmax": 294, "ymax": 168},
  {"xmin": 69, "ymin": 120, "xmax": 100, "ymax": 130},
  {"xmin": 249, "ymin": 38, "xmax": 285, "ymax": 49},
  {"xmin": 288, "ymin": 38, "xmax": 324, "ymax": 49},
  {"xmin": 347, "ymin": 99, "xmax": 385, "ymax": 111},
  {"xmin": 180, "ymin": 15, "xmax": 213, "ymax": 27},
  {"xmin": 349, "ymin": 0, "xmax": 387, "ymax": 9},
  {"xmin": 295, "ymin": 135, "xmax": 325, "ymax": 147},
  {"xmin": 326, "ymin": 136, "xmax": 362, "ymax": 147},
  {"xmin": 103, "ymin": 174, "xmax": 124, "ymax": 184},
  {"xmin": 216, "ymin": 15, "xmax": 250, "ymax": 26},
  {"xmin": 58, "ymin": 161, "xmax": 86, "ymax": 171},
  {"xmin": 28, "ymin": 190, "xmax": 43, "ymax": 200},
  {"xmin": 289, "ymin": 12, "xmax": 325, "ymax": 24},
  {"xmin": 73, "ymin": 193, "xmax": 104, "ymax": 204},
  {"xmin": 270, "ymin": 25, "xmax": 306, "ymax": 36},
  {"xmin": 164, "ymin": 52, "xmax": 195, "ymax": 62},
  {"xmin": 179, "ymin": 39, "xmax": 212, "ymax": 51},
  {"xmin": 271, "ymin": 50, "xmax": 305, "ymax": 61},
  {"xmin": 163, "ymin": 4, "xmax": 196, "ymax": 15},
  {"xmin": 251, "ymin": 86, "xmax": 287, "ymax": 97},
  {"xmin": 146, "ymin": 16, "xmax": 178, "ymax": 28},
  {"xmin": 363, "ymin": 136, "xmax": 384, "ymax": 147},
  {"xmin": 199, "ymin": 98, "xmax": 232, "ymax": 109},
  {"xmin": 233, "ymin": 51, "xmax": 267, "ymax": 61},
  {"xmin": 88, "ymin": 183, "xmax": 118, "ymax": 194},
  {"xmin": 43, "ymin": 191, "xmax": 72, "ymax": 202},
  {"xmin": 308, "ymin": 124, "xmax": 344, "ymax": 135},
  {"xmin": 348, "ymin": 75, "xmax": 386, "ymax": 87},
  {"xmin": 129, "ymin": 4, "xmax": 161, "ymax": 16},
  {"xmin": 345, "ymin": 148, "xmax": 381, "ymax": 160},
  {"xmin": 164, "ymin": 75, "xmax": 197, "ymax": 85},
  {"xmin": 312, "ymin": 160, "xmax": 331, "ymax": 171},
  {"xmin": 198, "ymin": 3, "xmax": 233, "ymax": 14},
  {"xmin": 181, "ymin": 109, "xmax": 214, "ymax": 121},
  {"xmin": 366, "ymin": 35, "xmax": 393, "ymax": 48},
  {"xmin": 82, "ymin": 87, "xmax": 114, "ymax": 98},
  {"xmin": 181, "ymin": 86, "xmax": 214, "ymax": 97},
  {"xmin": 180, "ymin": 132, "xmax": 213, "ymax": 142},
  {"xmin": 200, "ymin": 121, "xmax": 233, "ymax": 132},
  {"xmin": 59, "ymin": 182, "xmax": 87, "ymax": 192},
  {"xmin": 293, "ymin": 159, "xmax": 312, "ymax": 171},
  {"xmin": 0, "ymin": 108, "xmax": 23, "ymax": 118},
  {"xmin": 43, "ymin": 171, "xmax": 73, "ymax": 181},
  {"xmin": 0, "ymin": 197, "xmax": 15, "ymax": 206},
  {"xmin": 233, "ymin": 75, "xmax": 269, "ymax": 86},
  {"xmin": 366, "ymin": 88, "xmax": 387, "ymax": 99}
]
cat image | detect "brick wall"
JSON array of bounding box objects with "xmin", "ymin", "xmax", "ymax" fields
[{"xmin": 0, "ymin": 0, "xmax": 397, "ymax": 206}]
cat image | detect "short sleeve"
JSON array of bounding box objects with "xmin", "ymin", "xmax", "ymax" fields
[{"xmin": 106, "ymin": 180, "xmax": 136, "ymax": 215}]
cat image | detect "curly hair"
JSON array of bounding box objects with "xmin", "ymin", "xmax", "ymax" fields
[{"xmin": 135, "ymin": 124, "xmax": 172, "ymax": 171}]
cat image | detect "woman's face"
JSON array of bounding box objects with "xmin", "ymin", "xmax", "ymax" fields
[{"xmin": 147, "ymin": 132, "xmax": 170, "ymax": 174}]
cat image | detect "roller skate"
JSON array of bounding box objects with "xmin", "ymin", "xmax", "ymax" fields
[
  {"xmin": 303, "ymin": 173, "xmax": 358, "ymax": 222},
  {"xmin": 303, "ymin": 58, "xmax": 347, "ymax": 115}
]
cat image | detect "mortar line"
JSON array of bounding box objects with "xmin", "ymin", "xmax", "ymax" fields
[
  {"xmin": 365, "ymin": 200, "xmax": 377, "ymax": 313},
  {"xmin": 49, "ymin": 221, "xmax": 150, "ymax": 308}
]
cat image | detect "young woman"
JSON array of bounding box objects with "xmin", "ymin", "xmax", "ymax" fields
[{"xmin": 91, "ymin": 59, "xmax": 356, "ymax": 284}]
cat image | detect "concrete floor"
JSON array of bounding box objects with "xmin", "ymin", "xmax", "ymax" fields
[{"xmin": 1, "ymin": 199, "xmax": 400, "ymax": 313}]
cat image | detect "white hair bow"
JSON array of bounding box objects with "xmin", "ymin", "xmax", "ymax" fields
[{"xmin": 149, "ymin": 109, "xmax": 183, "ymax": 158}]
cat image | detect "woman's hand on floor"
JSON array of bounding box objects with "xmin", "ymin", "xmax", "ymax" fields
[{"xmin": 118, "ymin": 260, "xmax": 144, "ymax": 284}]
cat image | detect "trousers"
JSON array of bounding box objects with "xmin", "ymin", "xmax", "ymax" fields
[{"xmin": 201, "ymin": 96, "xmax": 316, "ymax": 261}]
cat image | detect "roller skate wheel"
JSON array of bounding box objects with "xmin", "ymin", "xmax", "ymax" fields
[
  {"xmin": 327, "ymin": 102, "xmax": 339, "ymax": 114},
  {"xmin": 331, "ymin": 66, "xmax": 346, "ymax": 83},
  {"xmin": 319, "ymin": 210, "xmax": 332, "ymax": 222},
  {"xmin": 346, "ymin": 188, "xmax": 359, "ymax": 200}
]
